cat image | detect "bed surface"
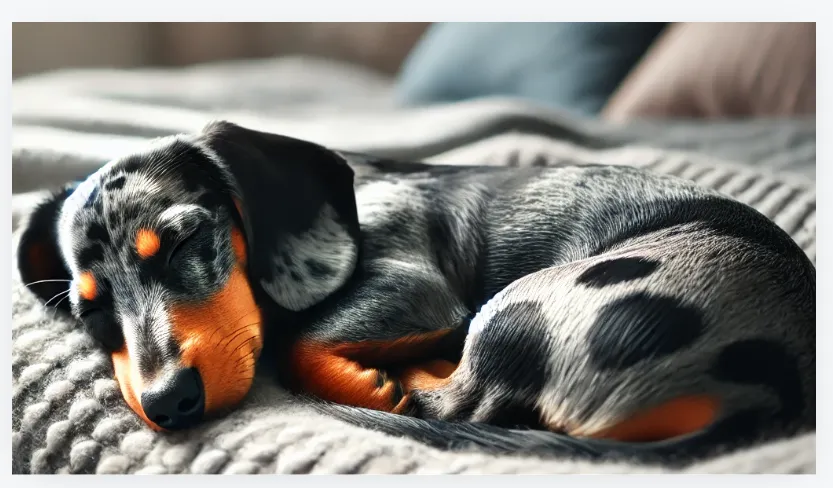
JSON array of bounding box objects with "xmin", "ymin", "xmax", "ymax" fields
[{"xmin": 11, "ymin": 57, "xmax": 816, "ymax": 474}]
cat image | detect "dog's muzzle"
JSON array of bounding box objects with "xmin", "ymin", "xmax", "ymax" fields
[{"xmin": 140, "ymin": 367, "xmax": 206, "ymax": 430}]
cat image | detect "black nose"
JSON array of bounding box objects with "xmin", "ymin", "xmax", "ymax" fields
[{"xmin": 140, "ymin": 367, "xmax": 205, "ymax": 430}]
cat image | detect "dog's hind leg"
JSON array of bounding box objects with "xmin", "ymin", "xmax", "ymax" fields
[{"xmin": 411, "ymin": 226, "xmax": 815, "ymax": 445}]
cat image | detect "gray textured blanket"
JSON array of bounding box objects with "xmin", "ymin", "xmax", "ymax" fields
[{"xmin": 12, "ymin": 57, "xmax": 816, "ymax": 474}]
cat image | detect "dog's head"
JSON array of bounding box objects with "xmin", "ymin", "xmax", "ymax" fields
[{"xmin": 16, "ymin": 121, "xmax": 361, "ymax": 431}]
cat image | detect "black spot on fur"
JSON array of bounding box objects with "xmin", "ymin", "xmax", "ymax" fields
[
  {"xmin": 86, "ymin": 223, "xmax": 110, "ymax": 243},
  {"xmin": 577, "ymin": 257, "xmax": 660, "ymax": 288},
  {"xmin": 305, "ymin": 259, "xmax": 334, "ymax": 279},
  {"xmin": 587, "ymin": 293, "xmax": 704, "ymax": 371},
  {"xmin": 467, "ymin": 301, "xmax": 550, "ymax": 396},
  {"xmin": 104, "ymin": 176, "xmax": 126, "ymax": 190},
  {"xmin": 77, "ymin": 244, "xmax": 105, "ymax": 269},
  {"xmin": 290, "ymin": 270, "xmax": 303, "ymax": 282},
  {"xmin": 106, "ymin": 211, "xmax": 120, "ymax": 226},
  {"xmin": 274, "ymin": 265, "xmax": 286, "ymax": 277},
  {"xmin": 711, "ymin": 339, "xmax": 805, "ymax": 421}
]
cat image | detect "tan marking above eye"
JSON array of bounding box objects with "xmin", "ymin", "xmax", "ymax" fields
[
  {"xmin": 77, "ymin": 271, "xmax": 97, "ymax": 301},
  {"xmin": 135, "ymin": 229, "xmax": 161, "ymax": 259}
]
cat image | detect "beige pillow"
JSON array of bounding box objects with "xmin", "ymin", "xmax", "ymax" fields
[{"xmin": 602, "ymin": 22, "xmax": 816, "ymax": 121}]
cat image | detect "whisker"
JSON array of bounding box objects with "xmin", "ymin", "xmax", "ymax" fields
[
  {"xmin": 234, "ymin": 356, "xmax": 254, "ymax": 367},
  {"xmin": 233, "ymin": 356, "xmax": 257, "ymax": 370},
  {"xmin": 212, "ymin": 327, "xmax": 249, "ymax": 349},
  {"xmin": 43, "ymin": 289, "xmax": 70, "ymax": 307},
  {"xmin": 228, "ymin": 308, "xmax": 260, "ymax": 327},
  {"xmin": 204, "ymin": 308, "xmax": 260, "ymax": 344},
  {"xmin": 52, "ymin": 293, "xmax": 71, "ymax": 310},
  {"xmin": 233, "ymin": 308, "xmax": 261, "ymax": 324},
  {"xmin": 216, "ymin": 321, "xmax": 262, "ymax": 346},
  {"xmin": 228, "ymin": 335, "xmax": 257, "ymax": 356},
  {"xmin": 24, "ymin": 279, "xmax": 71, "ymax": 288},
  {"xmin": 222, "ymin": 327, "xmax": 258, "ymax": 351}
]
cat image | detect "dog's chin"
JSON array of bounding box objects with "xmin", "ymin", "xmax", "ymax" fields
[
  {"xmin": 112, "ymin": 322, "xmax": 263, "ymax": 432},
  {"xmin": 113, "ymin": 347, "xmax": 261, "ymax": 432}
]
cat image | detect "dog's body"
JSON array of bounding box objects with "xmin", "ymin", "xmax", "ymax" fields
[{"xmin": 17, "ymin": 121, "xmax": 815, "ymax": 465}]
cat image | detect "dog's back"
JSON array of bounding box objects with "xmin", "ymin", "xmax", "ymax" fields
[{"xmin": 320, "ymin": 156, "xmax": 815, "ymax": 463}]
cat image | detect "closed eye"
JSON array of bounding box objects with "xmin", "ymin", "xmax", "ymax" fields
[{"xmin": 167, "ymin": 224, "xmax": 203, "ymax": 267}]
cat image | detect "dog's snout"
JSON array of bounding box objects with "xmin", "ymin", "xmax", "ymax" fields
[{"xmin": 140, "ymin": 367, "xmax": 205, "ymax": 430}]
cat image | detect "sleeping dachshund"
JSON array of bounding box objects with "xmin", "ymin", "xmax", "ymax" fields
[{"xmin": 17, "ymin": 121, "xmax": 815, "ymax": 465}]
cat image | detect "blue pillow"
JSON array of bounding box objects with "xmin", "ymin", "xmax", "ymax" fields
[{"xmin": 395, "ymin": 22, "xmax": 668, "ymax": 116}]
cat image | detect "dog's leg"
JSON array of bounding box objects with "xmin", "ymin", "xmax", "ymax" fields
[
  {"xmin": 289, "ymin": 329, "xmax": 463, "ymax": 413},
  {"xmin": 286, "ymin": 264, "xmax": 470, "ymax": 414},
  {"xmin": 410, "ymin": 227, "xmax": 816, "ymax": 443}
]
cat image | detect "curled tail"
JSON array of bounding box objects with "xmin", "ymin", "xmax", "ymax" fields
[{"xmin": 310, "ymin": 400, "xmax": 771, "ymax": 467}]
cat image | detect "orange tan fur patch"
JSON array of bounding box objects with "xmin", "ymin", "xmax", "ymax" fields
[
  {"xmin": 289, "ymin": 341, "xmax": 409, "ymax": 412},
  {"xmin": 289, "ymin": 330, "xmax": 459, "ymax": 414},
  {"xmin": 169, "ymin": 264, "xmax": 262, "ymax": 414},
  {"xmin": 399, "ymin": 359, "xmax": 457, "ymax": 392},
  {"xmin": 135, "ymin": 229, "xmax": 161, "ymax": 259},
  {"xmin": 570, "ymin": 395, "xmax": 720, "ymax": 442},
  {"xmin": 77, "ymin": 271, "xmax": 97, "ymax": 301}
]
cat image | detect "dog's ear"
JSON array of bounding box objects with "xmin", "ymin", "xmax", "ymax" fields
[
  {"xmin": 16, "ymin": 185, "xmax": 75, "ymax": 314},
  {"xmin": 197, "ymin": 120, "xmax": 361, "ymax": 312}
]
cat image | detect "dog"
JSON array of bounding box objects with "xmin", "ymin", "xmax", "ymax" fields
[{"xmin": 16, "ymin": 120, "xmax": 815, "ymax": 465}]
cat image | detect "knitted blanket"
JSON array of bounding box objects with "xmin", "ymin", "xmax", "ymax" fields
[{"xmin": 12, "ymin": 57, "xmax": 816, "ymax": 474}]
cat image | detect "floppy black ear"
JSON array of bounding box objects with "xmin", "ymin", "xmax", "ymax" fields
[
  {"xmin": 16, "ymin": 185, "xmax": 75, "ymax": 314},
  {"xmin": 197, "ymin": 120, "xmax": 361, "ymax": 312}
]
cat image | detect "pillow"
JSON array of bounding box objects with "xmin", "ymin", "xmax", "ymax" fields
[
  {"xmin": 601, "ymin": 22, "xmax": 816, "ymax": 121},
  {"xmin": 394, "ymin": 22, "xmax": 668, "ymax": 116}
]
